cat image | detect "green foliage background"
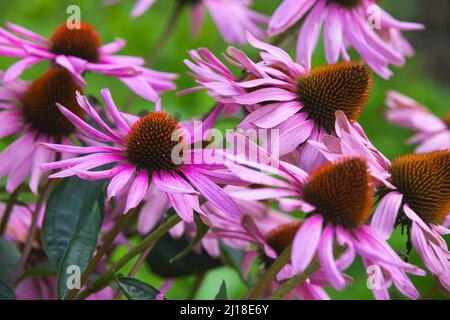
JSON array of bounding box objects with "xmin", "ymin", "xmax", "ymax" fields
[{"xmin": 0, "ymin": 0, "xmax": 448, "ymax": 300}]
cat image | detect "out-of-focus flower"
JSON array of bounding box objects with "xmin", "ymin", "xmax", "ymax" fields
[
  {"xmin": 385, "ymin": 91, "xmax": 450, "ymax": 153},
  {"xmin": 0, "ymin": 67, "xmax": 85, "ymax": 194},
  {"xmin": 371, "ymin": 150, "xmax": 450, "ymax": 292},
  {"xmin": 105, "ymin": 0, "xmax": 267, "ymax": 44},
  {"xmin": 185, "ymin": 34, "xmax": 373, "ymax": 172},
  {"xmin": 220, "ymin": 137, "xmax": 425, "ymax": 299},
  {"xmin": 268, "ymin": 0, "xmax": 424, "ymax": 78},
  {"xmin": 40, "ymin": 89, "xmax": 243, "ymax": 226},
  {"xmin": 0, "ymin": 22, "xmax": 176, "ymax": 101}
]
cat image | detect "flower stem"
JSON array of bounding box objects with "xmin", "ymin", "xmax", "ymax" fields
[
  {"xmin": 268, "ymin": 245, "xmax": 346, "ymax": 300},
  {"xmin": 147, "ymin": 1, "xmax": 185, "ymax": 66},
  {"xmin": 74, "ymin": 214, "xmax": 181, "ymax": 300},
  {"xmin": 0, "ymin": 188, "xmax": 20, "ymax": 236},
  {"xmin": 245, "ymin": 244, "xmax": 292, "ymax": 300},
  {"xmin": 13, "ymin": 180, "xmax": 57, "ymax": 284},
  {"xmin": 64, "ymin": 210, "xmax": 135, "ymax": 300}
]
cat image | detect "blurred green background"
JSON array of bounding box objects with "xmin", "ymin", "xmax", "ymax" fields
[{"xmin": 0, "ymin": 0, "xmax": 448, "ymax": 300}]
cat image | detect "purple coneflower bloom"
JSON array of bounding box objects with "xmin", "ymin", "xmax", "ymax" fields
[
  {"xmin": 198, "ymin": 191, "xmax": 335, "ymax": 300},
  {"xmin": 220, "ymin": 138, "xmax": 425, "ymax": 299},
  {"xmin": 0, "ymin": 67, "xmax": 86, "ymax": 194},
  {"xmin": 40, "ymin": 89, "xmax": 243, "ymax": 225},
  {"xmin": 268, "ymin": 0, "xmax": 424, "ymax": 78},
  {"xmin": 106, "ymin": 0, "xmax": 267, "ymax": 44},
  {"xmin": 385, "ymin": 91, "xmax": 450, "ymax": 153},
  {"xmin": 0, "ymin": 22, "xmax": 176, "ymax": 101},
  {"xmin": 371, "ymin": 150, "xmax": 450, "ymax": 292},
  {"xmin": 185, "ymin": 34, "xmax": 373, "ymax": 172}
]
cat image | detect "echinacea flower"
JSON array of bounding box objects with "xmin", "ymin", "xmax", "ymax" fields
[
  {"xmin": 308, "ymin": 110, "xmax": 393, "ymax": 188},
  {"xmin": 185, "ymin": 34, "xmax": 373, "ymax": 172},
  {"xmin": 221, "ymin": 138, "xmax": 425, "ymax": 299},
  {"xmin": 40, "ymin": 89, "xmax": 243, "ymax": 226},
  {"xmin": 105, "ymin": 0, "xmax": 267, "ymax": 44},
  {"xmin": 385, "ymin": 91, "xmax": 450, "ymax": 153},
  {"xmin": 0, "ymin": 22, "xmax": 176, "ymax": 101},
  {"xmin": 268, "ymin": 0, "xmax": 424, "ymax": 78},
  {"xmin": 199, "ymin": 190, "xmax": 335, "ymax": 300},
  {"xmin": 0, "ymin": 67, "xmax": 85, "ymax": 194},
  {"xmin": 371, "ymin": 150, "xmax": 450, "ymax": 292}
]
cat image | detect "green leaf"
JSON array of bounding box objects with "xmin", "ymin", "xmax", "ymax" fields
[
  {"xmin": 42, "ymin": 177, "xmax": 106, "ymax": 268},
  {"xmin": 0, "ymin": 279, "xmax": 15, "ymax": 300},
  {"xmin": 214, "ymin": 280, "xmax": 228, "ymax": 300},
  {"xmin": 0, "ymin": 237, "xmax": 20, "ymax": 283},
  {"xmin": 169, "ymin": 214, "xmax": 210, "ymax": 263},
  {"xmin": 57, "ymin": 198, "xmax": 104, "ymax": 299},
  {"xmin": 15, "ymin": 262, "xmax": 57, "ymax": 283},
  {"xmin": 146, "ymin": 233, "xmax": 223, "ymax": 278},
  {"xmin": 114, "ymin": 274, "xmax": 161, "ymax": 300}
]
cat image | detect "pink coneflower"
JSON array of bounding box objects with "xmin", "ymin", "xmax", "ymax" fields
[
  {"xmin": 308, "ymin": 110, "xmax": 393, "ymax": 188},
  {"xmin": 0, "ymin": 67, "xmax": 86, "ymax": 194},
  {"xmin": 371, "ymin": 150, "xmax": 450, "ymax": 292},
  {"xmin": 268, "ymin": 0, "xmax": 424, "ymax": 78},
  {"xmin": 198, "ymin": 192, "xmax": 335, "ymax": 300},
  {"xmin": 221, "ymin": 139, "xmax": 425, "ymax": 299},
  {"xmin": 40, "ymin": 89, "xmax": 243, "ymax": 225},
  {"xmin": 0, "ymin": 22, "xmax": 176, "ymax": 101},
  {"xmin": 105, "ymin": 0, "xmax": 267, "ymax": 44},
  {"xmin": 385, "ymin": 91, "xmax": 450, "ymax": 153},
  {"xmin": 185, "ymin": 34, "xmax": 373, "ymax": 172}
]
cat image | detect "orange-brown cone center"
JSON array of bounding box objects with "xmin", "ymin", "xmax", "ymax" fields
[
  {"xmin": 332, "ymin": 0, "xmax": 362, "ymax": 8},
  {"xmin": 390, "ymin": 150, "xmax": 450, "ymax": 225},
  {"xmin": 125, "ymin": 112, "xmax": 182, "ymax": 173},
  {"xmin": 302, "ymin": 158, "xmax": 373, "ymax": 229},
  {"xmin": 297, "ymin": 62, "xmax": 372, "ymax": 133},
  {"xmin": 21, "ymin": 67, "xmax": 84, "ymax": 137},
  {"xmin": 50, "ymin": 22, "xmax": 101, "ymax": 62}
]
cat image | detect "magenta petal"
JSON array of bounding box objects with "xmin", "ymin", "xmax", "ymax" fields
[
  {"xmin": 292, "ymin": 214, "xmax": 324, "ymax": 273},
  {"xmin": 318, "ymin": 224, "xmax": 346, "ymax": 290},
  {"xmin": 107, "ymin": 165, "xmax": 136, "ymax": 201},
  {"xmin": 125, "ymin": 171, "xmax": 149, "ymax": 213},
  {"xmin": 182, "ymin": 166, "xmax": 243, "ymax": 218},
  {"xmin": 371, "ymin": 191, "xmax": 403, "ymax": 240}
]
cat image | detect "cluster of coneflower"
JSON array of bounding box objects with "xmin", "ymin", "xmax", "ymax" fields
[{"xmin": 0, "ymin": 0, "xmax": 447, "ymax": 300}]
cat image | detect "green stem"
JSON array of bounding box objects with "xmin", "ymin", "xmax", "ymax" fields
[
  {"xmin": 245, "ymin": 244, "xmax": 292, "ymax": 300},
  {"xmin": 13, "ymin": 180, "xmax": 57, "ymax": 284},
  {"xmin": 64, "ymin": 211, "xmax": 135, "ymax": 300},
  {"xmin": 75, "ymin": 214, "xmax": 181, "ymax": 300},
  {"xmin": 0, "ymin": 188, "xmax": 20, "ymax": 236},
  {"xmin": 268, "ymin": 245, "xmax": 346, "ymax": 300},
  {"xmin": 123, "ymin": 1, "xmax": 185, "ymax": 111}
]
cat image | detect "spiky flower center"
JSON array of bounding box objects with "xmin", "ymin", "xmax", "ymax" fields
[
  {"xmin": 50, "ymin": 22, "xmax": 101, "ymax": 62},
  {"xmin": 266, "ymin": 222, "xmax": 301, "ymax": 256},
  {"xmin": 297, "ymin": 62, "xmax": 372, "ymax": 133},
  {"xmin": 302, "ymin": 158, "xmax": 373, "ymax": 229},
  {"xmin": 21, "ymin": 67, "xmax": 84, "ymax": 137},
  {"xmin": 443, "ymin": 112, "xmax": 450, "ymax": 129},
  {"xmin": 390, "ymin": 150, "xmax": 450, "ymax": 225},
  {"xmin": 330, "ymin": 0, "xmax": 362, "ymax": 8},
  {"xmin": 125, "ymin": 112, "xmax": 182, "ymax": 173}
]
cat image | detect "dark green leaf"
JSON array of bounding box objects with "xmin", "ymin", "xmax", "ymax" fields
[
  {"xmin": 16, "ymin": 262, "xmax": 57, "ymax": 283},
  {"xmin": 0, "ymin": 237, "xmax": 20, "ymax": 283},
  {"xmin": 42, "ymin": 177, "xmax": 106, "ymax": 268},
  {"xmin": 0, "ymin": 279, "xmax": 15, "ymax": 300},
  {"xmin": 57, "ymin": 199, "xmax": 104, "ymax": 299},
  {"xmin": 169, "ymin": 214, "xmax": 210, "ymax": 263},
  {"xmin": 146, "ymin": 233, "xmax": 223, "ymax": 278},
  {"xmin": 214, "ymin": 280, "xmax": 228, "ymax": 300},
  {"xmin": 114, "ymin": 274, "xmax": 161, "ymax": 300}
]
